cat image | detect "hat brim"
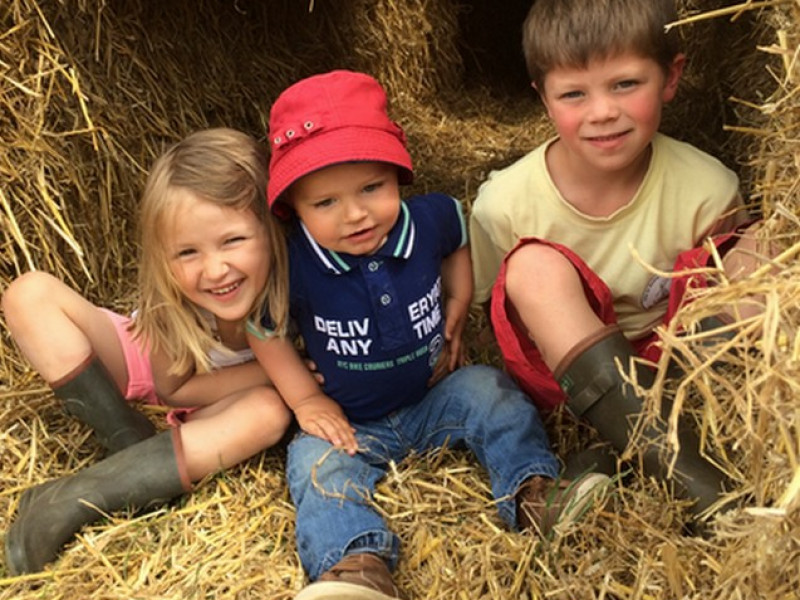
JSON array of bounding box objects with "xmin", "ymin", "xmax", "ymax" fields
[{"xmin": 268, "ymin": 126, "xmax": 413, "ymax": 214}]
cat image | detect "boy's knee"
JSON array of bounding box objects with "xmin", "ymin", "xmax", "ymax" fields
[
  {"xmin": 288, "ymin": 434, "xmax": 338, "ymax": 475},
  {"xmin": 287, "ymin": 434, "xmax": 367, "ymax": 498},
  {"xmin": 449, "ymin": 365, "xmax": 520, "ymax": 402},
  {"xmin": 444, "ymin": 364, "xmax": 494, "ymax": 388},
  {"xmin": 505, "ymin": 243, "xmax": 574, "ymax": 299}
]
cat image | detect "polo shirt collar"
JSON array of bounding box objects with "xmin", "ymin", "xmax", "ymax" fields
[{"xmin": 300, "ymin": 200, "xmax": 416, "ymax": 275}]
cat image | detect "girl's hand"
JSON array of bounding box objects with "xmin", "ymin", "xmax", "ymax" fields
[{"xmin": 294, "ymin": 394, "xmax": 358, "ymax": 455}]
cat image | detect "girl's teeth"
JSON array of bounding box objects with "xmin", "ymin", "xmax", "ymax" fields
[{"xmin": 212, "ymin": 282, "xmax": 239, "ymax": 295}]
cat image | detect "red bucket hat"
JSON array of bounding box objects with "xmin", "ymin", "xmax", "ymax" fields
[{"xmin": 266, "ymin": 70, "xmax": 414, "ymax": 216}]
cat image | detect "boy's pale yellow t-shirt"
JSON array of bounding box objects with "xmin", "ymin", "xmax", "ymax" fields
[{"xmin": 470, "ymin": 132, "xmax": 742, "ymax": 340}]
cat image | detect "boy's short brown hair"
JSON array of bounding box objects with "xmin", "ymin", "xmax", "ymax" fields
[{"xmin": 522, "ymin": 0, "xmax": 681, "ymax": 90}]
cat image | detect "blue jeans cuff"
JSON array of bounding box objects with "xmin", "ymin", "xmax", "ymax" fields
[
  {"xmin": 314, "ymin": 529, "xmax": 400, "ymax": 580},
  {"xmin": 499, "ymin": 463, "xmax": 560, "ymax": 529}
]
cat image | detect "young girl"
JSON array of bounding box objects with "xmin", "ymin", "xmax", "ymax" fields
[{"xmin": 3, "ymin": 128, "xmax": 292, "ymax": 575}]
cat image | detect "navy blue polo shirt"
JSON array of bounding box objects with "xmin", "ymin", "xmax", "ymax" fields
[{"xmin": 283, "ymin": 193, "xmax": 467, "ymax": 422}]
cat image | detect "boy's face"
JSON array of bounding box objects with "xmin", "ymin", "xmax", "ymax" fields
[
  {"xmin": 538, "ymin": 52, "xmax": 684, "ymax": 176},
  {"xmin": 289, "ymin": 161, "xmax": 402, "ymax": 256}
]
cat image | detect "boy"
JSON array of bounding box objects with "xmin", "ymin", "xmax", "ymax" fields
[
  {"xmin": 248, "ymin": 70, "xmax": 610, "ymax": 600},
  {"xmin": 469, "ymin": 0, "xmax": 760, "ymax": 525}
]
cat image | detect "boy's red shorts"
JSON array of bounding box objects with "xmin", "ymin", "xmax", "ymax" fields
[{"xmin": 490, "ymin": 234, "xmax": 741, "ymax": 413}]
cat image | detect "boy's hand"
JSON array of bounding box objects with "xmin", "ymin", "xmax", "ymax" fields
[
  {"xmin": 443, "ymin": 295, "xmax": 468, "ymax": 369},
  {"xmin": 303, "ymin": 358, "xmax": 325, "ymax": 386},
  {"xmin": 427, "ymin": 296, "xmax": 468, "ymax": 387},
  {"xmin": 427, "ymin": 347, "xmax": 453, "ymax": 387},
  {"xmin": 293, "ymin": 394, "xmax": 358, "ymax": 455}
]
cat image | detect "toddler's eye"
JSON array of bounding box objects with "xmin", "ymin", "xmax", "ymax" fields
[
  {"xmin": 313, "ymin": 197, "xmax": 335, "ymax": 208},
  {"xmin": 363, "ymin": 181, "xmax": 383, "ymax": 193}
]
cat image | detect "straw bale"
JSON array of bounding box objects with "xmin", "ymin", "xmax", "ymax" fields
[{"xmin": 1, "ymin": 0, "xmax": 799, "ymax": 599}]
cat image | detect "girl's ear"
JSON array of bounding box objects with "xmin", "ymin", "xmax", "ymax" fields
[{"xmin": 662, "ymin": 53, "xmax": 686, "ymax": 103}]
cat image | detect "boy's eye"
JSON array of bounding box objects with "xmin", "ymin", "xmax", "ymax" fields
[
  {"xmin": 615, "ymin": 79, "xmax": 639, "ymax": 91},
  {"xmin": 559, "ymin": 90, "xmax": 584, "ymax": 100},
  {"xmin": 363, "ymin": 181, "xmax": 383, "ymax": 193},
  {"xmin": 313, "ymin": 197, "xmax": 335, "ymax": 208}
]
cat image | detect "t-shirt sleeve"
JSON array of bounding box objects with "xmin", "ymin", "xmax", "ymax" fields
[
  {"xmin": 468, "ymin": 177, "xmax": 515, "ymax": 306},
  {"xmin": 417, "ymin": 193, "xmax": 468, "ymax": 257},
  {"xmin": 246, "ymin": 315, "xmax": 276, "ymax": 341},
  {"xmin": 469, "ymin": 207, "xmax": 508, "ymax": 306}
]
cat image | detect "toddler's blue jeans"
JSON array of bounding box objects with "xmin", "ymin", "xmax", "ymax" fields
[{"xmin": 286, "ymin": 365, "xmax": 559, "ymax": 580}]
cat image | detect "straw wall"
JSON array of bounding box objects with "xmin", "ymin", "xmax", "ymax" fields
[{"xmin": 1, "ymin": 1, "xmax": 799, "ymax": 598}]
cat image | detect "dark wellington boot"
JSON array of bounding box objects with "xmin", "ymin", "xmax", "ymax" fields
[
  {"xmin": 4, "ymin": 429, "xmax": 190, "ymax": 575},
  {"xmin": 665, "ymin": 315, "xmax": 739, "ymax": 379},
  {"xmin": 561, "ymin": 444, "xmax": 619, "ymax": 480},
  {"xmin": 555, "ymin": 325, "xmax": 734, "ymax": 522},
  {"xmin": 53, "ymin": 355, "xmax": 156, "ymax": 454}
]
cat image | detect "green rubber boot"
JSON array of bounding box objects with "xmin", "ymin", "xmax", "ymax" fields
[
  {"xmin": 53, "ymin": 355, "xmax": 156, "ymax": 454},
  {"xmin": 4, "ymin": 429, "xmax": 190, "ymax": 574},
  {"xmin": 554, "ymin": 325, "xmax": 733, "ymax": 522}
]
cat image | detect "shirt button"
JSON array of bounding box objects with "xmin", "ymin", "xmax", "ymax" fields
[
  {"xmin": 368, "ymin": 261, "xmax": 380, "ymax": 272},
  {"xmin": 380, "ymin": 294, "xmax": 391, "ymax": 306}
]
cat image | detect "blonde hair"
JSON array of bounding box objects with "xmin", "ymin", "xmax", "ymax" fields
[
  {"xmin": 522, "ymin": 0, "xmax": 681, "ymax": 90},
  {"xmin": 133, "ymin": 128, "xmax": 289, "ymax": 375}
]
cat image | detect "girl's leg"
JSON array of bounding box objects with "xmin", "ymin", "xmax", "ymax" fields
[
  {"xmin": 5, "ymin": 386, "xmax": 291, "ymax": 575},
  {"xmin": 177, "ymin": 385, "xmax": 292, "ymax": 481},
  {"xmin": 3, "ymin": 271, "xmax": 128, "ymax": 385},
  {"xmin": 2, "ymin": 272, "xmax": 155, "ymax": 452},
  {"xmin": 5, "ymin": 428, "xmax": 191, "ymax": 575}
]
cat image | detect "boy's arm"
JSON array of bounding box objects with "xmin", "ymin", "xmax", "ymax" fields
[
  {"xmin": 703, "ymin": 193, "xmax": 751, "ymax": 238},
  {"xmin": 468, "ymin": 206, "xmax": 508, "ymax": 307},
  {"xmin": 429, "ymin": 245, "xmax": 473, "ymax": 384},
  {"xmin": 247, "ymin": 331, "xmax": 358, "ymax": 455}
]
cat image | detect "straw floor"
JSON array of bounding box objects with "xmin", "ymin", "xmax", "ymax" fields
[{"xmin": 1, "ymin": 1, "xmax": 799, "ymax": 598}]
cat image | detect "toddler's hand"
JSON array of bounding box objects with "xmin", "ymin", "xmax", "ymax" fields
[
  {"xmin": 303, "ymin": 358, "xmax": 325, "ymax": 386},
  {"xmin": 427, "ymin": 346, "xmax": 452, "ymax": 387}
]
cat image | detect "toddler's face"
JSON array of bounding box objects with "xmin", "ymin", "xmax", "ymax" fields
[
  {"xmin": 164, "ymin": 188, "xmax": 271, "ymax": 326},
  {"xmin": 539, "ymin": 51, "xmax": 684, "ymax": 177},
  {"xmin": 290, "ymin": 161, "xmax": 402, "ymax": 256}
]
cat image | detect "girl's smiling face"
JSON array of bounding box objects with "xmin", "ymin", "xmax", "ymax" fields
[{"xmin": 165, "ymin": 187, "xmax": 271, "ymax": 326}]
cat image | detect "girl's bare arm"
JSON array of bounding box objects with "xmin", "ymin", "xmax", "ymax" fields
[{"xmin": 247, "ymin": 332, "xmax": 358, "ymax": 454}]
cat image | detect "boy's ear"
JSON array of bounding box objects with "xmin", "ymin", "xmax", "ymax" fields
[
  {"xmin": 662, "ymin": 53, "xmax": 686, "ymax": 103},
  {"xmin": 532, "ymin": 81, "xmax": 552, "ymax": 115}
]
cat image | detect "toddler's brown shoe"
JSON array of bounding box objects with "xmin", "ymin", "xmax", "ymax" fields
[
  {"xmin": 294, "ymin": 552, "xmax": 405, "ymax": 600},
  {"xmin": 517, "ymin": 471, "xmax": 611, "ymax": 536}
]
